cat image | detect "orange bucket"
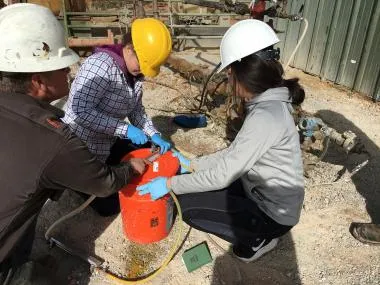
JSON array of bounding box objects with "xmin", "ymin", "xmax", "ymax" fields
[{"xmin": 119, "ymin": 148, "xmax": 179, "ymax": 244}]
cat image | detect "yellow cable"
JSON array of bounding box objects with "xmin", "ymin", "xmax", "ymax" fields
[
  {"xmin": 101, "ymin": 191, "xmax": 183, "ymax": 284},
  {"xmin": 102, "ymin": 150, "xmax": 192, "ymax": 283}
]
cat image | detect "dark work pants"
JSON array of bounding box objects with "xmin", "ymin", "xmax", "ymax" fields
[
  {"xmin": 0, "ymin": 223, "xmax": 35, "ymax": 282},
  {"xmin": 0, "ymin": 219, "xmax": 55, "ymax": 285},
  {"xmin": 86, "ymin": 139, "xmax": 151, "ymax": 217},
  {"xmin": 177, "ymin": 180, "xmax": 292, "ymax": 247}
]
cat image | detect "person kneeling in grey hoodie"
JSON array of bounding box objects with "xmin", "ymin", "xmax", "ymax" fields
[{"xmin": 137, "ymin": 19, "xmax": 305, "ymax": 263}]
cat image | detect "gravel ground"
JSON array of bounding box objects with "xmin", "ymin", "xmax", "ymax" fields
[{"xmin": 31, "ymin": 51, "xmax": 380, "ymax": 285}]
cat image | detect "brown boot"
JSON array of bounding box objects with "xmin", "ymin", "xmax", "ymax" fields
[{"xmin": 349, "ymin": 223, "xmax": 380, "ymax": 245}]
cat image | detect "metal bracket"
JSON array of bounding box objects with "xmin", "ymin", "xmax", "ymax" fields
[{"xmin": 48, "ymin": 237, "xmax": 104, "ymax": 269}]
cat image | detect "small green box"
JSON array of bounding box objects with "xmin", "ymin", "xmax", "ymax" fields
[{"xmin": 182, "ymin": 241, "xmax": 213, "ymax": 273}]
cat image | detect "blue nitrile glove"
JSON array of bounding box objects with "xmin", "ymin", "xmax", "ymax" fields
[
  {"xmin": 172, "ymin": 150, "xmax": 191, "ymax": 174},
  {"xmin": 126, "ymin": 125, "xmax": 148, "ymax": 145},
  {"xmin": 137, "ymin": 177, "xmax": 170, "ymax": 200},
  {"xmin": 151, "ymin": 134, "xmax": 171, "ymax": 154}
]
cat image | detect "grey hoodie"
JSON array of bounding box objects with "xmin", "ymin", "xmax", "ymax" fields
[{"xmin": 171, "ymin": 87, "xmax": 304, "ymax": 226}]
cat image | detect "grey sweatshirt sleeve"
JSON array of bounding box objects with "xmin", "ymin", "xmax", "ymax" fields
[
  {"xmin": 191, "ymin": 147, "xmax": 230, "ymax": 171},
  {"xmin": 171, "ymin": 109, "xmax": 282, "ymax": 194}
]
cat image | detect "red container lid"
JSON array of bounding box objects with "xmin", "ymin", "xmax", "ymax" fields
[{"xmin": 121, "ymin": 148, "xmax": 180, "ymax": 185}]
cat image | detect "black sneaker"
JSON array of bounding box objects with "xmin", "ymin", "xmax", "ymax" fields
[{"xmin": 232, "ymin": 238, "xmax": 279, "ymax": 263}]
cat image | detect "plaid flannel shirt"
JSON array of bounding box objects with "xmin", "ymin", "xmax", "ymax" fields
[{"xmin": 63, "ymin": 52, "xmax": 158, "ymax": 162}]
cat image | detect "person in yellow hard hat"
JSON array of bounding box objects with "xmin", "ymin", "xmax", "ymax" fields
[{"xmin": 63, "ymin": 18, "xmax": 172, "ymax": 217}]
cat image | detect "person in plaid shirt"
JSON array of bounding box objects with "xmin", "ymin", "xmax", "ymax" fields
[{"xmin": 63, "ymin": 18, "xmax": 172, "ymax": 216}]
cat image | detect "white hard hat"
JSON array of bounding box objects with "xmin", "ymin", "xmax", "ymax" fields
[
  {"xmin": 218, "ymin": 19, "xmax": 280, "ymax": 73},
  {"xmin": 0, "ymin": 3, "xmax": 79, "ymax": 73}
]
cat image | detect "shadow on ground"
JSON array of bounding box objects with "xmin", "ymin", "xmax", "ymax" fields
[
  {"xmin": 315, "ymin": 110, "xmax": 380, "ymax": 222},
  {"xmin": 32, "ymin": 191, "xmax": 117, "ymax": 284},
  {"xmin": 211, "ymin": 233, "xmax": 300, "ymax": 285},
  {"xmin": 151, "ymin": 114, "xmax": 217, "ymax": 156}
]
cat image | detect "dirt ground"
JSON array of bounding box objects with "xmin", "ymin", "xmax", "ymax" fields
[{"xmin": 32, "ymin": 51, "xmax": 380, "ymax": 285}]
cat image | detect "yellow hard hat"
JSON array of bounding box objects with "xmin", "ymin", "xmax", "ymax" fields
[{"xmin": 132, "ymin": 18, "xmax": 172, "ymax": 77}]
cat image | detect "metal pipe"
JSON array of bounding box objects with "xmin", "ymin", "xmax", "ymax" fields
[
  {"xmin": 163, "ymin": 12, "xmax": 242, "ymax": 16},
  {"xmin": 166, "ymin": 24, "xmax": 230, "ymax": 28},
  {"xmin": 184, "ymin": 0, "xmax": 226, "ymax": 10},
  {"xmin": 67, "ymin": 24, "xmax": 128, "ymax": 28},
  {"xmin": 136, "ymin": 0, "xmax": 146, "ymax": 18},
  {"xmin": 66, "ymin": 34, "xmax": 222, "ymax": 47},
  {"xmin": 168, "ymin": 0, "xmax": 175, "ymax": 35},
  {"xmin": 66, "ymin": 12, "xmax": 129, "ymax": 16},
  {"xmin": 140, "ymin": 0, "xmax": 252, "ymax": 2},
  {"xmin": 173, "ymin": 35, "xmax": 223, "ymax": 39},
  {"xmin": 153, "ymin": 0, "xmax": 159, "ymax": 18},
  {"xmin": 67, "ymin": 24, "xmax": 229, "ymax": 29},
  {"xmin": 65, "ymin": 12, "xmax": 241, "ymax": 16},
  {"xmin": 62, "ymin": 0, "xmax": 69, "ymax": 41}
]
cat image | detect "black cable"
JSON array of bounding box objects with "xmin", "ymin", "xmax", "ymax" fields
[{"xmin": 198, "ymin": 62, "xmax": 222, "ymax": 111}]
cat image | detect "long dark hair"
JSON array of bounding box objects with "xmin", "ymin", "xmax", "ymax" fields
[{"xmin": 230, "ymin": 51, "xmax": 305, "ymax": 105}]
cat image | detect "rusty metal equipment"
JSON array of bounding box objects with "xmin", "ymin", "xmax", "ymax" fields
[
  {"xmin": 59, "ymin": 0, "xmax": 253, "ymax": 48},
  {"xmin": 67, "ymin": 28, "xmax": 114, "ymax": 47},
  {"xmin": 184, "ymin": 0, "xmax": 250, "ymax": 15},
  {"xmin": 297, "ymin": 116, "xmax": 364, "ymax": 155},
  {"xmin": 60, "ymin": 0, "xmax": 130, "ymax": 47},
  {"xmin": 5, "ymin": 0, "xmax": 299, "ymax": 49}
]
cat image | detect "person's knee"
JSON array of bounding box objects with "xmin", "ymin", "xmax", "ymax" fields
[{"xmin": 90, "ymin": 194, "xmax": 120, "ymax": 217}]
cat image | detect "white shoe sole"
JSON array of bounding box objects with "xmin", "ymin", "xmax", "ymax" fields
[{"xmin": 234, "ymin": 238, "xmax": 279, "ymax": 263}]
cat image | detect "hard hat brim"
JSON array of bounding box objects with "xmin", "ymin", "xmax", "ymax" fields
[
  {"xmin": 0, "ymin": 52, "xmax": 79, "ymax": 73},
  {"xmin": 141, "ymin": 66, "xmax": 160, "ymax": 78}
]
